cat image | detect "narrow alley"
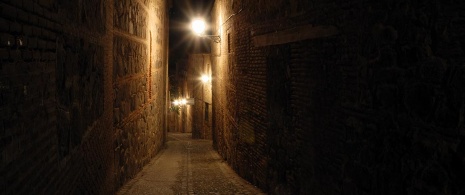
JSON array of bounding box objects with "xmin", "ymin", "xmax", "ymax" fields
[
  {"xmin": 1, "ymin": 0, "xmax": 465, "ymax": 194},
  {"xmin": 117, "ymin": 133, "xmax": 263, "ymax": 195}
]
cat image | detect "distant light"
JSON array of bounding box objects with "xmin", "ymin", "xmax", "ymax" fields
[
  {"xmin": 181, "ymin": 98, "xmax": 187, "ymax": 105},
  {"xmin": 201, "ymin": 75, "xmax": 211, "ymax": 83},
  {"xmin": 191, "ymin": 19, "xmax": 206, "ymax": 35},
  {"xmin": 173, "ymin": 100, "xmax": 180, "ymax": 106}
]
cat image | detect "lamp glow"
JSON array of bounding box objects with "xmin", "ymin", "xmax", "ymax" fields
[
  {"xmin": 201, "ymin": 75, "xmax": 211, "ymax": 83},
  {"xmin": 190, "ymin": 18, "xmax": 220, "ymax": 43},
  {"xmin": 191, "ymin": 19, "xmax": 206, "ymax": 35}
]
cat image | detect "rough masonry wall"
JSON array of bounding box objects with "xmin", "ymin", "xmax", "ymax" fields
[
  {"xmin": 113, "ymin": 0, "xmax": 168, "ymax": 186},
  {"xmin": 0, "ymin": 0, "xmax": 168, "ymax": 194},
  {"xmin": 212, "ymin": 0, "xmax": 465, "ymax": 194}
]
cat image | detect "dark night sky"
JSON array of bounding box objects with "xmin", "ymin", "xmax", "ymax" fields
[{"xmin": 169, "ymin": 0, "xmax": 214, "ymax": 74}]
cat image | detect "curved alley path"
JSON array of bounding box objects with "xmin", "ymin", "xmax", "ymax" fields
[{"xmin": 117, "ymin": 133, "xmax": 264, "ymax": 195}]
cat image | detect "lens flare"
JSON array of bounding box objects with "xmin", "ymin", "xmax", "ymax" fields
[
  {"xmin": 201, "ymin": 74, "xmax": 211, "ymax": 83},
  {"xmin": 191, "ymin": 19, "xmax": 206, "ymax": 35}
]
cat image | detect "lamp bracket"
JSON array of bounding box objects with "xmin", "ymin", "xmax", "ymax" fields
[{"xmin": 200, "ymin": 35, "xmax": 221, "ymax": 43}]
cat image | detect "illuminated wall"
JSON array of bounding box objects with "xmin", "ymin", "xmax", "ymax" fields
[
  {"xmin": 188, "ymin": 54, "xmax": 212, "ymax": 139},
  {"xmin": 0, "ymin": 0, "xmax": 169, "ymax": 193}
]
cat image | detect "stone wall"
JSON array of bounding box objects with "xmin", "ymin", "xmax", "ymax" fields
[
  {"xmin": 211, "ymin": 0, "xmax": 465, "ymax": 194},
  {"xmin": 0, "ymin": 0, "xmax": 168, "ymax": 194}
]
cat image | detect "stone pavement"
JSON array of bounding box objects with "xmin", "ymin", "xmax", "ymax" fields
[{"xmin": 117, "ymin": 133, "xmax": 265, "ymax": 195}]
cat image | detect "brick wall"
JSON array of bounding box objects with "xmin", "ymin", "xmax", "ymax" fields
[
  {"xmin": 212, "ymin": 0, "xmax": 465, "ymax": 194},
  {"xmin": 0, "ymin": 0, "xmax": 168, "ymax": 194}
]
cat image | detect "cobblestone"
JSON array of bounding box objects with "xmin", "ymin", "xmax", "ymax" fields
[{"xmin": 117, "ymin": 133, "xmax": 265, "ymax": 195}]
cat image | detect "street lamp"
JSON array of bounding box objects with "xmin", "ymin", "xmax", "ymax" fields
[
  {"xmin": 180, "ymin": 98, "xmax": 187, "ymax": 105},
  {"xmin": 191, "ymin": 19, "xmax": 206, "ymax": 35},
  {"xmin": 200, "ymin": 74, "xmax": 211, "ymax": 83},
  {"xmin": 172, "ymin": 98, "xmax": 187, "ymax": 106},
  {"xmin": 190, "ymin": 18, "xmax": 221, "ymax": 43}
]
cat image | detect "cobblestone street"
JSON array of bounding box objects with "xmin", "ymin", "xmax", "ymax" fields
[{"xmin": 117, "ymin": 133, "xmax": 264, "ymax": 195}]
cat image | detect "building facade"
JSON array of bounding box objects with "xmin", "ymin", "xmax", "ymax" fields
[
  {"xmin": 211, "ymin": 0, "xmax": 465, "ymax": 194},
  {"xmin": 188, "ymin": 53, "xmax": 213, "ymax": 139}
]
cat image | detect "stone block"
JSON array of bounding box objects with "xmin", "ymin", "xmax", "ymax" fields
[
  {"xmin": 38, "ymin": 17, "xmax": 48, "ymax": 29},
  {"xmin": 0, "ymin": 48, "xmax": 9, "ymax": 60},
  {"xmin": 38, "ymin": 0, "xmax": 54, "ymax": 9},
  {"xmin": 0, "ymin": 17, "xmax": 10, "ymax": 32},
  {"xmin": 22, "ymin": 24, "xmax": 33, "ymax": 36},
  {"xmin": 16, "ymin": 9, "xmax": 29, "ymax": 22},
  {"xmin": 23, "ymin": 0, "xmax": 34, "ymax": 12},
  {"xmin": 44, "ymin": 40, "xmax": 54, "ymax": 50},
  {"xmin": 113, "ymin": 36, "xmax": 147, "ymax": 79},
  {"xmin": 33, "ymin": 2, "xmax": 44, "ymax": 16},
  {"xmin": 10, "ymin": 50, "xmax": 21, "ymax": 61},
  {"xmin": 1, "ymin": 3, "xmax": 17, "ymax": 19},
  {"xmin": 27, "ymin": 37, "xmax": 37, "ymax": 48},
  {"xmin": 32, "ymin": 26, "xmax": 42, "ymax": 37},
  {"xmin": 32, "ymin": 50, "xmax": 41, "ymax": 60},
  {"xmin": 21, "ymin": 50, "xmax": 33, "ymax": 60},
  {"xmin": 113, "ymin": 0, "xmax": 147, "ymax": 38},
  {"xmin": 37, "ymin": 39, "xmax": 47, "ymax": 48},
  {"xmin": 42, "ymin": 29, "xmax": 55, "ymax": 40},
  {"xmin": 9, "ymin": 22, "xmax": 21, "ymax": 34}
]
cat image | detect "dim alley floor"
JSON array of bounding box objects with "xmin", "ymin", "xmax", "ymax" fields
[{"xmin": 117, "ymin": 133, "xmax": 264, "ymax": 195}]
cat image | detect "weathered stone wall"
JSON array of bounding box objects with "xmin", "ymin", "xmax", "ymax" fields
[
  {"xmin": 0, "ymin": 0, "xmax": 168, "ymax": 194},
  {"xmin": 212, "ymin": 0, "xmax": 465, "ymax": 194}
]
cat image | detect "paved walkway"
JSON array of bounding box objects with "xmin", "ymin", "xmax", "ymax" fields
[{"xmin": 117, "ymin": 133, "xmax": 265, "ymax": 195}]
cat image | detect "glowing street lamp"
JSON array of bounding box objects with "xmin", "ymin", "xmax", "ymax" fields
[
  {"xmin": 180, "ymin": 98, "xmax": 187, "ymax": 105},
  {"xmin": 173, "ymin": 98, "xmax": 188, "ymax": 106},
  {"xmin": 191, "ymin": 19, "xmax": 206, "ymax": 35},
  {"xmin": 190, "ymin": 18, "xmax": 221, "ymax": 43},
  {"xmin": 200, "ymin": 74, "xmax": 211, "ymax": 83}
]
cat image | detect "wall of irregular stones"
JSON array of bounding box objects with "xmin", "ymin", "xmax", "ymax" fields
[
  {"xmin": 0, "ymin": 0, "xmax": 168, "ymax": 194},
  {"xmin": 212, "ymin": 0, "xmax": 465, "ymax": 194}
]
